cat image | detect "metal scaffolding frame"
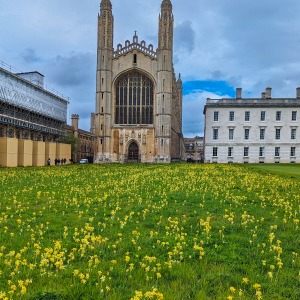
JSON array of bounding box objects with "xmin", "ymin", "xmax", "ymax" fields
[
  {"xmin": 0, "ymin": 61, "xmax": 69, "ymax": 140},
  {"xmin": 0, "ymin": 101, "xmax": 65, "ymax": 136}
]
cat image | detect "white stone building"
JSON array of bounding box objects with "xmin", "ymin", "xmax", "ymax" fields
[
  {"xmin": 92, "ymin": 0, "xmax": 184, "ymax": 163},
  {"xmin": 204, "ymin": 87, "xmax": 300, "ymax": 164}
]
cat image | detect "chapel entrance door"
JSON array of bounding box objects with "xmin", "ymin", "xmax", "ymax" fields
[{"xmin": 128, "ymin": 142, "xmax": 139, "ymax": 162}]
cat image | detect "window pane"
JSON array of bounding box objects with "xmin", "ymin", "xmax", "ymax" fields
[
  {"xmin": 120, "ymin": 88, "xmax": 123, "ymax": 106},
  {"xmin": 124, "ymin": 87, "xmax": 127, "ymax": 105},
  {"xmin": 244, "ymin": 128, "xmax": 249, "ymax": 140},
  {"xmin": 123, "ymin": 107, "xmax": 127, "ymax": 124},
  {"xmin": 275, "ymin": 128, "xmax": 281, "ymax": 140},
  {"xmin": 116, "ymin": 87, "xmax": 120, "ymax": 106},
  {"xmin": 214, "ymin": 111, "xmax": 219, "ymax": 122},
  {"xmin": 260, "ymin": 128, "xmax": 265, "ymax": 140},
  {"xmin": 229, "ymin": 129, "xmax": 234, "ymax": 140},
  {"xmin": 261, "ymin": 111, "xmax": 266, "ymax": 121},
  {"xmin": 213, "ymin": 147, "xmax": 218, "ymax": 157},
  {"xmin": 276, "ymin": 111, "xmax": 281, "ymax": 121},
  {"xmin": 115, "ymin": 107, "xmax": 119, "ymax": 124},
  {"xmin": 259, "ymin": 147, "xmax": 265, "ymax": 157},
  {"xmin": 291, "ymin": 147, "xmax": 296, "ymax": 156},
  {"xmin": 137, "ymin": 86, "xmax": 140, "ymax": 105},
  {"xmin": 291, "ymin": 128, "xmax": 296, "ymax": 139},
  {"xmin": 213, "ymin": 128, "xmax": 218, "ymax": 140},
  {"xmin": 245, "ymin": 111, "xmax": 250, "ymax": 121},
  {"xmin": 115, "ymin": 71, "xmax": 153, "ymax": 125}
]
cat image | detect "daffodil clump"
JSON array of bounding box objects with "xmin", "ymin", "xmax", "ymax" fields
[{"xmin": 0, "ymin": 163, "xmax": 299, "ymax": 299}]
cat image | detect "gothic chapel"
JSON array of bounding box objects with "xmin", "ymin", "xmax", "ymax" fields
[{"xmin": 91, "ymin": 0, "xmax": 184, "ymax": 163}]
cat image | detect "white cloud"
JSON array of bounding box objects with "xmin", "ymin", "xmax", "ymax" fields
[{"xmin": 183, "ymin": 90, "xmax": 231, "ymax": 136}]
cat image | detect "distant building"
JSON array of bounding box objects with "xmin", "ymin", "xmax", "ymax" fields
[
  {"xmin": 92, "ymin": 0, "xmax": 184, "ymax": 163},
  {"xmin": 65, "ymin": 114, "xmax": 95, "ymax": 163},
  {"xmin": 184, "ymin": 136, "xmax": 204, "ymax": 162},
  {"xmin": 0, "ymin": 61, "xmax": 71, "ymax": 167},
  {"xmin": 204, "ymin": 87, "xmax": 300, "ymax": 164}
]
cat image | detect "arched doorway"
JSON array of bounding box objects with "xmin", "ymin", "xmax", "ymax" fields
[{"xmin": 128, "ymin": 142, "xmax": 139, "ymax": 162}]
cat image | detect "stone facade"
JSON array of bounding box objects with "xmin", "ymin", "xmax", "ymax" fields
[
  {"xmin": 92, "ymin": 0, "xmax": 184, "ymax": 163},
  {"xmin": 65, "ymin": 114, "xmax": 95, "ymax": 163},
  {"xmin": 184, "ymin": 136, "xmax": 204, "ymax": 162},
  {"xmin": 204, "ymin": 87, "xmax": 300, "ymax": 164}
]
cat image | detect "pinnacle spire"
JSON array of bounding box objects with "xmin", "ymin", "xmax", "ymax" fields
[
  {"xmin": 178, "ymin": 73, "xmax": 182, "ymax": 82},
  {"xmin": 161, "ymin": 0, "xmax": 172, "ymax": 11},
  {"xmin": 100, "ymin": 0, "xmax": 112, "ymax": 10}
]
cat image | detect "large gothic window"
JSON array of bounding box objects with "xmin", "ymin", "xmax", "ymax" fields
[{"xmin": 115, "ymin": 71, "xmax": 153, "ymax": 125}]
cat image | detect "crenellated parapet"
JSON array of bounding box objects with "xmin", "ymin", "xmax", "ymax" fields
[{"xmin": 114, "ymin": 33, "xmax": 157, "ymax": 59}]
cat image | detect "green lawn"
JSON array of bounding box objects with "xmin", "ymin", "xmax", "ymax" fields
[
  {"xmin": 0, "ymin": 164, "xmax": 299, "ymax": 299},
  {"xmin": 245, "ymin": 164, "xmax": 300, "ymax": 179}
]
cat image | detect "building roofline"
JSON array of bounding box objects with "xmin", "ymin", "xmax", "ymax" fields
[
  {"xmin": 204, "ymin": 98, "xmax": 300, "ymax": 114},
  {"xmin": 15, "ymin": 71, "xmax": 45, "ymax": 77},
  {"xmin": 0, "ymin": 63, "xmax": 69, "ymax": 104}
]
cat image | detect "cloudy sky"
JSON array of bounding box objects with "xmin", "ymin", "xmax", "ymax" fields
[{"xmin": 0, "ymin": 0, "xmax": 299, "ymax": 136}]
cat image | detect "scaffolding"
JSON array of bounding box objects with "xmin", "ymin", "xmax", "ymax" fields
[{"xmin": 0, "ymin": 61, "xmax": 69, "ymax": 140}]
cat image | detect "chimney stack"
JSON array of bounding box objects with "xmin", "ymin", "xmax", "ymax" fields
[
  {"xmin": 265, "ymin": 87, "xmax": 272, "ymax": 99},
  {"xmin": 71, "ymin": 114, "xmax": 79, "ymax": 138},
  {"xmin": 236, "ymin": 88, "xmax": 242, "ymax": 99},
  {"xmin": 297, "ymin": 87, "xmax": 300, "ymax": 99},
  {"xmin": 90, "ymin": 113, "xmax": 95, "ymax": 133},
  {"xmin": 261, "ymin": 92, "xmax": 266, "ymax": 99}
]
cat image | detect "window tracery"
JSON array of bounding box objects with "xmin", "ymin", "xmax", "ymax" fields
[{"xmin": 115, "ymin": 72, "xmax": 153, "ymax": 125}]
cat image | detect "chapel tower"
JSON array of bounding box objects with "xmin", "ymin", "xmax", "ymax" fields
[
  {"xmin": 156, "ymin": 0, "xmax": 174, "ymax": 159},
  {"xmin": 93, "ymin": 0, "xmax": 184, "ymax": 163},
  {"xmin": 95, "ymin": 0, "xmax": 114, "ymax": 160}
]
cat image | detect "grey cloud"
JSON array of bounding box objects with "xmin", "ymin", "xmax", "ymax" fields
[
  {"xmin": 183, "ymin": 88, "xmax": 234, "ymax": 136},
  {"xmin": 43, "ymin": 52, "xmax": 97, "ymax": 129},
  {"xmin": 48, "ymin": 52, "xmax": 96, "ymax": 87},
  {"xmin": 174, "ymin": 21, "xmax": 195, "ymax": 53},
  {"xmin": 183, "ymin": 91, "xmax": 221, "ymax": 136},
  {"xmin": 21, "ymin": 48, "xmax": 42, "ymax": 63},
  {"xmin": 210, "ymin": 71, "xmax": 225, "ymax": 80}
]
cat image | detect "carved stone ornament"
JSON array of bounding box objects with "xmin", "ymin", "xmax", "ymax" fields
[
  {"xmin": 131, "ymin": 130, "xmax": 136, "ymax": 138},
  {"xmin": 114, "ymin": 33, "xmax": 157, "ymax": 59}
]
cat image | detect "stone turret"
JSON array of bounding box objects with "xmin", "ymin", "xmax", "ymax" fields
[
  {"xmin": 156, "ymin": 0, "xmax": 174, "ymax": 162},
  {"xmin": 100, "ymin": 0, "xmax": 112, "ymax": 10},
  {"xmin": 95, "ymin": 0, "xmax": 114, "ymax": 162},
  {"xmin": 159, "ymin": 0, "xmax": 174, "ymax": 51},
  {"xmin": 161, "ymin": 0, "xmax": 172, "ymax": 11},
  {"xmin": 98, "ymin": 0, "xmax": 113, "ymax": 49}
]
